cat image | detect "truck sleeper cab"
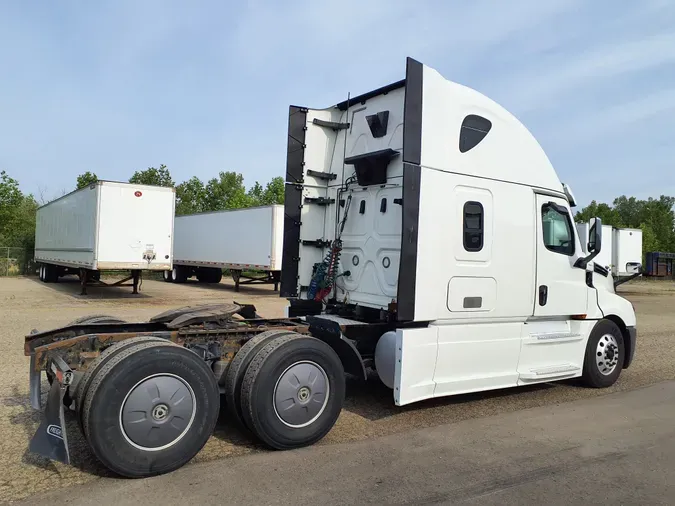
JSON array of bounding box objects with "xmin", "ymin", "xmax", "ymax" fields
[
  {"xmin": 280, "ymin": 57, "xmax": 637, "ymax": 405},
  {"xmin": 25, "ymin": 57, "xmax": 637, "ymax": 479}
]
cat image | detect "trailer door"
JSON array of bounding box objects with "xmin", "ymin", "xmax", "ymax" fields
[{"xmin": 533, "ymin": 194, "xmax": 587, "ymax": 317}]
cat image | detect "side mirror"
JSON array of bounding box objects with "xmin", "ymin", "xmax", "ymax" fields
[
  {"xmin": 576, "ymin": 217, "xmax": 602, "ymax": 269},
  {"xmin": 587, "ymin": 217, "xmax": 602, "ymax": 253}
]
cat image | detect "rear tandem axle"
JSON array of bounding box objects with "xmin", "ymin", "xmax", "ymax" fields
[{"xmin": 25, "ymin": 303, "xmax": 371, "ymax": 477}]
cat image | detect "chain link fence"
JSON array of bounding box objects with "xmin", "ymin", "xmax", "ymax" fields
[{"xmin": 0, "ymin": 247, "xmax": 36, "ymax": 277}]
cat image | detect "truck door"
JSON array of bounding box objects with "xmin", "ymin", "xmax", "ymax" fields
[{"xmin": 533, "ymin": 194, "xmax": 587, "ymax": 317}]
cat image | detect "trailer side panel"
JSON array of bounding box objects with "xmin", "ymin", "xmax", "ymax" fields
[{"xmin": 35, "ymin": 184, "xmax": 99, "ymax": 269}]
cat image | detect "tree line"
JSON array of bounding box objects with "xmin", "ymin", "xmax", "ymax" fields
[
  {"xmin": 76, "ymin": 165, "xmax": 285, "ymax": 215},
  {"xmin": 0, "ymin": 166, "xmax": 285, "ymax": 253}
]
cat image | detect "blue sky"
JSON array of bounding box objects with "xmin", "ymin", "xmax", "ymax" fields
[{"xmin": 1, "ymin": 0, "xmax": 674, "ymax": 208}]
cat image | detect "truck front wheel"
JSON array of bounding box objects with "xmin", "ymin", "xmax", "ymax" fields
[
  {"xmin": 81, "ymin": 341, "xmax": 220, "ymax": 477},
  {"xmin": 582, "ymin": 319, "xmax": 625, "ymax": 388},
  {"xmin": 241, "ymin": 334, "xmax": 345, "ymax": 450}
]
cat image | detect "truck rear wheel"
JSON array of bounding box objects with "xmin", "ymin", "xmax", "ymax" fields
[
  {"xmin": 223, "ymin": 329, "xmax": 296, "ymax": 429},
  {"xmin": 163, "ymin": 270, "xmax": 174, "ymax": 283},
  {"xmin": 82, "ymin": 341, "xmax": 219, "ymax": 477},
  {"xmin": 582, "ymin": 319, "xmax": 625, "ymax": 388},
  {"xmin": 241, "ymin": 334, "xmax": 345, "ymax": 450},
  {"xmin": 75, "ymin": 336, "xmax": 169, "ymax": 429}
]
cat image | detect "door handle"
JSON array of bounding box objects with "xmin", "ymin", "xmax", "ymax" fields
[{"xmin": 539, "ymin": 285, "xmax": 548, "ymax": 306}]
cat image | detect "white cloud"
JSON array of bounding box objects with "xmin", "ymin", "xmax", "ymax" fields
[{"xmin": 501, "ymin": 31, "xmax": 675, "ymax": 114}]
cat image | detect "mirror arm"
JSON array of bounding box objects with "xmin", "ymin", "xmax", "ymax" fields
[{"xmin": 575, "ymin": 249, "xmax": 599, "ymax": 270}]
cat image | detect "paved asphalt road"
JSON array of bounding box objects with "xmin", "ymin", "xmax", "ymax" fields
[{"xmin": 18, "ymin": 381, "xmax": 675, "ymax": 505}]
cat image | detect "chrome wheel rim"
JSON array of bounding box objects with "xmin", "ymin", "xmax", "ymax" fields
[
  {"xmin": 119, "ymin": 373, "xmax": 196, "ymax": 451},
  {"xmin": 273, "ymin": 361, "xmax": 329, "ymax": 428},
  {"xmin": 596, "ymin": 334, "xmax": 620, "ymax": 376}
]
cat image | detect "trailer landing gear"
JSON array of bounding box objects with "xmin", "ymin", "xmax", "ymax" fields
[
  {"xmin": 77, "ymin": 269, "xmax": 143, "ymax": 295},
  {"xmin": 230, "ymin": 269, "xmax": 281, "ymax": 292}
]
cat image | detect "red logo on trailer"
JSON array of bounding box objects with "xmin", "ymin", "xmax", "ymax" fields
[{"xmin": 134, "ymin": 191, "xmax": 142, "ymax": 197}]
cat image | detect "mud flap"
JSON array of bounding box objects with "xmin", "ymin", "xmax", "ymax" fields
[{"xmin": 28, "ymin": 380, "xmax": 70, "ymax": 465}]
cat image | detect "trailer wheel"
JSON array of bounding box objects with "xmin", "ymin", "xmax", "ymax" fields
[
  {"xmin": 82, "ymin": 341, "xmax": 219, "ymax": 477},
  {"xmin": 241, "ymin": 334, "xmax": 345, "ymax": 450},
  {"xmin": 38, "ymin": 265, "xmax": 44, "ymax": 282},
  {"xmin": 74, "ymin": 335, "xmax": 170, "ymax": 429},
  {"xmin": 172, "ymin": 266, "xmax": 188, "ymax": 283},
  {"xmin": 163, "ymin": 270, "xmax": 174, "ymax": 283},
  {"xmin": 223, "ymin": 329, "xmax": 296, "ymax": 429},
  {"xmin": 42, "ymin": 264, "xmax": 57, "ymax": 283},
  {"xmin": 208, "ymin": 268, "xmax": 222, "ymax": 284},
  {"xmin": 582, "ymin": 319, "xmax": 625, "ymax": 388}
]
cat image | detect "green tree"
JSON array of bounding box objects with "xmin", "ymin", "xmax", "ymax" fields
[
  {"xmin": 0, "ymin": 170, "xmax": 38, "ymax": 252},
  {"xmin": 76, "ymin": 171, "xmax": 98, "ymax": 190},
  {"xmin": 129, "ymin": 164, "xmax": 174, "ymax": 187},
  {"xmin": 246, "ymin": 177, "xmax": 285, "ymax": 206},
  {"xmin": 203, "ymin": 171, "xmax": 251, "ymax": 211},
  {"xmin": 261, "ymin": 176, "xmax": 285, "ymax": 205},
  {"xmin": 175, "ymin": 176, "xmax": 208, "ymax": 215},
  {"xmin": 0, "ymin": 171, "xmax": 24, "ymax": 239},
  {"xmin": 574, "ymin": 200, "xmax": 623, "ymax": 227},
  {"xmin": 246, "ymin": 181, "xmax": 265, "ymax": 205}
]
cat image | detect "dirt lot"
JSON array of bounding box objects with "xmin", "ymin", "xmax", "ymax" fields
[{"xmin": 1, "ymin": 275, "xmax": 674, "ymax": 503}]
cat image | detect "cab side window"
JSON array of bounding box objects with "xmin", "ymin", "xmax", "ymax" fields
[
  {"xmin": 463, "ymin": 201, "xmax": 484, "ymax": 252},
  {"xmin": 541, "ymin": 203, "xmax": 574, "ymax": 256}
]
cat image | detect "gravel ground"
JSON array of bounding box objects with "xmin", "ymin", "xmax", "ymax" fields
[{"xmin": 1, "ymin": 276, "xmax": 674, "ymax": 503}]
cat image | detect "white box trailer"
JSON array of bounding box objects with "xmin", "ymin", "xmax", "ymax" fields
[
  {"xmin": 613, "ymin": 228, "xmax": 642, "ymax": 277},
  {"xmin": 35, "ymin": 180, "xmax": 175, "ymax": 294},
  {"xmin": 165, "ymin": 205, "xmax": 283, "ymax": 291}
]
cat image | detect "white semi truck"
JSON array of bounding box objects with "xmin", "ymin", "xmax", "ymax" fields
[
  {"xmin": 34, "ymin": 181, "xmax": 175, "ymax": 294},
  {"xmin": 164, "ymin": 205, "xmax": 283, "ymax": 291},
  {"xmin": 25, "ymin": 58, "xmax": 637, "ymax": 479}
]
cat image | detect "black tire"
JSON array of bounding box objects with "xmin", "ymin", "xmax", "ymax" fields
[
  {"xmin": 241, "ymin": 334, "xmax": 345, "ymax": 450},
  {"xmin": 172, "ymin": 266, "xmax": 188, "ymax": 283},
  {"xmin": 82, "ymin": 342, "xmax": 220, "ymax": 478},
  {"xmin": 67, "ymin": 314, "xmax": 127, "ymax": 326},
  {"xmin": 208, "ymin": 268, "xmax": 222, "ymax": 284},
  {"xmin": 74, "ymin": 335, "xmax": 169, "ymax": 429},
  {"xmin": 582, "ymin": 319, "xmax": 625, "ymax": 388},
  {"xmin": 43, "ymin": 264, "xmax": 56, "ymax": 283},
  {"xmin": 47, "ymin": 264, "xmax": 59, "ymax": 283},
  {"xmin": 38, "ymin": 264, "xmax": 44, "ymax": 282},
  {"xmin": 223, "ymin": 329, "xmax": 296, "ymax": 429},
  {"xmin": 163, "ymin": 270, "xmax": 174, "ymax": 283},
  {"xmin": 90, "ymin": 270, "xmax": 101, "ymax": 282}
]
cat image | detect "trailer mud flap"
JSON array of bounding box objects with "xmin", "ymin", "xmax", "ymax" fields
[{"xmin": 29, "ymin": 380, "xmax": 70, "ymax": 465}]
